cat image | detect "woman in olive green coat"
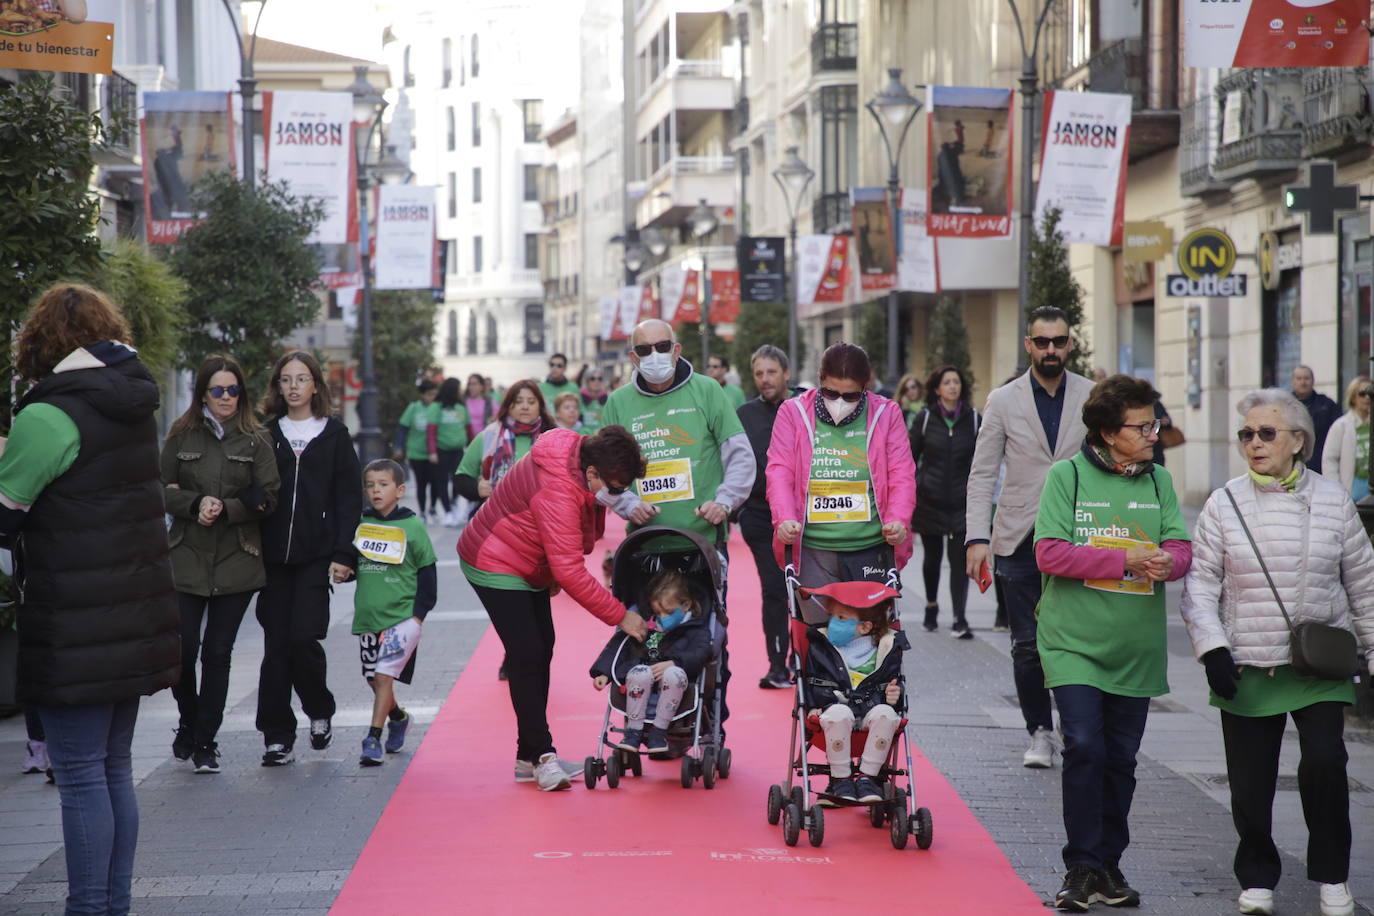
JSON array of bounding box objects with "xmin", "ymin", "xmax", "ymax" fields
[{"xmin": 161, "ymin": 355, "xmax": 279, "ymax": 773}]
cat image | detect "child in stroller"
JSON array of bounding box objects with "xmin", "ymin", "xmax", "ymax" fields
[
  {"xmin": 591, "ymin": 570, "xmax": 712, "ymax": 754},
  {"xmin": 801, "ymin": 581, "xmax": 908, "ymax": 806}
]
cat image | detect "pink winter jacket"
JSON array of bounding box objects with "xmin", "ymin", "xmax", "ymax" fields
[{"xmin": 765, "ymin": 389, "xmax": 917, "ymax": 570}]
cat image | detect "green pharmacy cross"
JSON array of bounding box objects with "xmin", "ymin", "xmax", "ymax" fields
[{"xmin": 1284, "ymin": 160, "xmax": 1359, "ymax": 235}]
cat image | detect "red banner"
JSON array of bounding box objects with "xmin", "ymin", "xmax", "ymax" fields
[
  {"xmin": 673, "ymin": 270, "xmax": 702, "ymax": 324},
  {"xmin": 708, "ymin": 270, "xmax": 740, "ymax": 323},
  {"xmin": 1185, "ymin": 0, "xmax": 1368, "ymax": 68},
  {"xmin": 638, "ymin": 283, "xmax": 659, "ymax": 321}
]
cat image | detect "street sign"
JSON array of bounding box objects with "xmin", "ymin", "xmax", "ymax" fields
[
  {"xmin": 1259, "ymin": 231, "xmax": 1301, "ymax": 291},
  {"xmin": 1123, "ymin": 220, "xmax": 1173, "ymax": 263},
  {"xmin": 1168, "ymin": 227, "xmax": 1246, "ymax": 297},
  {"xmin": 738, "ymin": 236, "xmax": 785, "ymax": 302},
  {"xmin": 1285, "ymin": 160, "xmax": 1358, "ymax": 235}
]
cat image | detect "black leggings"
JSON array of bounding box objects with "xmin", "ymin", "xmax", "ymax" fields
[
  {"xmin": 471, "ymin": 582, "xmax": 557, "ymax": 761},
  {"xmin": 408, "ymin": 459, "xmax": 434, "ymax": 513},
  {"xmin": 920, "ymin": 531, "xmax": 968, "ymax": 624},
  {"xmin": 435, "ymin": 448, "xmax": 462, "ymax": 512}
]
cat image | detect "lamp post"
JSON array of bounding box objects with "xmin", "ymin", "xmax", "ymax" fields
[
  {"xmin": 1006, "ymin": 0, "xmax": 1059, "ymax": 328},
  {"xmin": 865, "ymin": 68, "xmax": 922, "ymax": 390},
  {"xmin": 348, "ymin": 66, "xmax": 407, "ymax": 464},
  {"xmin": 220, "ymin": 0, "xmax": 266, "ymax": 189},
  {"xmin": 689, "ymin": 198, "xmax": 719, "ymax": 367},
  {"xmin": 771, "ymin": 145, "xmax": 814, "ymax": 373}
]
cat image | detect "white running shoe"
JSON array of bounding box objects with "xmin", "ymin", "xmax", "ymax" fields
[
  {"xmin": 22, "ymin": 740, "xmax": 48, "ymax": 774},
  {"xmin": 1319, "ymin": 883, "xmax": 1354, "ymax": 916},
  {"xmin": 514, "ymin": 757, "xmax": 584, "ymax": 783},
  {"xmin": 1237, "ymin": 888, "xmax": 1274, "ymax": 915},
  {"xmin": 534, "ymin": 752, "xmax": 571, "ymax": 791},
  {"xmin": 1022, "ymin": 727, "xmax": 1055, "ymax": 769}
]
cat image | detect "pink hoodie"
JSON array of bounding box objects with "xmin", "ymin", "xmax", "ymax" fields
[{"xmin": 765, "ymin": 389, "xmax": 917, "ymax": 571}]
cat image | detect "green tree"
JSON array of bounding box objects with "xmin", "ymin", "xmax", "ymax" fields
[
  {"xmin": 676, "ymin": 320, "xmax": 727, "ymax": 376},
  {"xmin": 1027, "ymin": 206, "xmax": 1092, "ymax": 376},
  {"xmin": 167, "ymin": 171, "xmax": 325, "ymax": 382},
  {"xmin": 857, "ymin": 301, "xmax": 889, "ymax": 382},
  {"xmin": 926, "ymin": 295, "xmax": 976, "ymax": 396},
  {"xmin": 83, "ymin": 240, "xmax": 187, "ymax": 378},
  {"xmin": 730, "ymin": 301, "xmax": 801, "ymax": 396},
  {"xmin": 356, "ymin": 290, "xmax": 437, "ymax": 443}
]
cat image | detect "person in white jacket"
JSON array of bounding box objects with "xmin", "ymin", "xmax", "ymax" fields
[
  {"xmin": 1319, "ymin": 375, "xmax": 1371, "ymax": 499},
  {"xmin": 1180, "ymin": 388, "xmax": 1374, "ymax": 916}
]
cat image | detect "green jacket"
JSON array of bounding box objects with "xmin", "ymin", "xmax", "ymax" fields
[{"xmin": 161, "ymin": 418, "xmax": 281, "ymax": 597}]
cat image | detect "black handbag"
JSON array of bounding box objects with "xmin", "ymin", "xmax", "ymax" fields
[{"xmin": 1224, "ymin": 488, "xmax": 1360, "ymax": 681}]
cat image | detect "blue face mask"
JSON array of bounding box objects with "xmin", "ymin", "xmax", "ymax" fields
[
  {"xmin": 826, "ymin": 616, "xmax": 859, "ymax": 647},
  {"xmin": 657, "ymin": 606, "xmax": 687, "ymax": 632}
]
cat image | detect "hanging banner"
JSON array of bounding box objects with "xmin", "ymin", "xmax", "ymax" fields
[
  {"xmin": 599, "ymin": 296, "xmax": 619, "ymax": 340},
  {"xmin": 851, "ymin": 188, "xmax": 897, "ymax": 293},
  {"xmin": 795, "ymin": 235, "xmax": 852, "ymax": 319},
  {"xmin": 318, "ymin": 244, "xmax": 362, "ymax": 289},
  {"xmin": 618, "ymin": 286, "xmax": 641, "ymax": 339},
  {"xmin": 374, "ymin": 185, "xmax": 437, "ymax": 290},
  {"xmin": 264, "ymin": 91, "xmax": 357, "ymax": 245},
  {"xmin": 0, "ymin": 0, "xmax": 113, "ymax": 75},
  {"xmin": 738, "ymin": 237, "xmax": 785, "ymax": 302},
  {"xmin": 897, "ymin": 188, "xmax": 938, "ymax": 293},
  {"xmin": 141, "ymin": 92, "xmax": 237, "ymax": 245},
  {"xmin": 708, "ymin": 270, "xmax": 741, "ymax": 323},
  {"xmin": 927, "ymin": 86, "xmax": 1013, "ymax": 238},
  {"xmin": 661, "ymin": 268, "xmax": 701, "ymax": 324},
  {"xmin": 638, "ymin": 283, "xmax": 659, "ymax": 321},
  {"xmin": 1034, "ymin": 90, "xmax": 1132, "ymax": 247},
  {"xmin": 1183, "ymin": 0, "xmax": 1368, "ymax": 68}
]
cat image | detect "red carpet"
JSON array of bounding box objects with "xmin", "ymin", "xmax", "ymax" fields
[{"xmin": 332, "ymin": 532, "xmax": 1044, "ymax": 915}]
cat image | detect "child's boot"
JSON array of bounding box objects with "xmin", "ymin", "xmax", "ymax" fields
[
  {"xmin": 616, "ymin": 727, "xmax": 644, "ymax": 752},
  {"xmin": 643, "ymin": 725, "xmax": 669, "ymax": 754}
]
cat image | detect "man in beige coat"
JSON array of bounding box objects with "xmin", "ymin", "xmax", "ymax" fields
[{"xmin": 965, "ymin": 306, "xmax": 1093, "ymax": 768}]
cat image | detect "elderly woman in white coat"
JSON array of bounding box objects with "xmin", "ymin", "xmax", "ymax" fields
[
  {"xmin": 1320, "ymin": 375, "xmax": 1371, "ymax": 500},
  {"xmin": 1180, "ymin": 388, "xmax": 1374, "ymax": 916}
]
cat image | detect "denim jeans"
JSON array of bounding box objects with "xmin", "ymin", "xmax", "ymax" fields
[
  {"xmin": 994, "ymin": 537, "xmax": 1053, "ymax": 733},
  {"xmin": 36, "ymin": 698, "xmax": 140, "ymax": 916},
  {"xmin": 1052, "ymin": 684, "xmax": 1149, "ymax": 870}
]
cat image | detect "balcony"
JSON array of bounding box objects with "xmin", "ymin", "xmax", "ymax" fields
[
  {"xmin": 1303, "ymin": 67, "xmax": 1372, "ymax": 158},
  {"xmin": 811, "ymin": 23, "xmax": 857, "ymax": 73},
  {"xmin": 637, "ymin": 57, "xmax": 735, "ymax": 132},
  {"xmin": 637, "ymin": 155, "xmax": 735, "ymax": 228},
  {"xmin": 1054, "ymin": 38, "xmax": 1179, "ymax": 160},
  {"xmin": 812, "ymin": 191, "xmax": 849, "ymax": 234},
  {"xmin": 96, "ymin": 70, "xmax": 138, "ymax": 163},
  {"xmin": 1211, "ymin": 69, "xmax": 1304, "ymax": 181},
  {"xmin": 731, "ymin": 96, "xmax": 749, "ymax": 136},
  {"xmin": 1179, "ymin": 99, "xmax": 1228, "ymax": 197}
]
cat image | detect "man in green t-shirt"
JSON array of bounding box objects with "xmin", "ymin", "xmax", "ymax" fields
[
  {"xmin": 578, "ymin": 369, "xmax": 609, "ymax": 434},
  {"xmin": 537, "ymin": 353, "xmax": 579, "ymax": 407},
  {"xmin": 705, "ymin": 355, "xmax": 748, "ymax": 411}
]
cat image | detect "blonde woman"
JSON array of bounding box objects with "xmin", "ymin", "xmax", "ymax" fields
[{"xmin": 1320, "ymin": 375, "xmax": 1372, "ymax": 500}]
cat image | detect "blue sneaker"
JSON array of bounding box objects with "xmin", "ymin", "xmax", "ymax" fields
[
  {"xmin": 359, "ymin": 736, "xmax": 384, "ymax": 767},
  {"xmin": 385, "ymin": 712, "xmax": 409, "ymax": 753}
]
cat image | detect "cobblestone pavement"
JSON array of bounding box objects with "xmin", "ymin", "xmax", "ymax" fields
[{"xmin": 1, "ymin": 507, "xmax": 1371, "ymax": 914}]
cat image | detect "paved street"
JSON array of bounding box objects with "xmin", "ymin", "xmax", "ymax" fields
[{"xmin": 1, "ymin": 505, "xmax": 1372, "ymax": 914}]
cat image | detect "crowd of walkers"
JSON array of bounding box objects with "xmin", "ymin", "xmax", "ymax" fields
[{"xmin": 4, "ymin": 283, "xmax": 1373, "ymax": 916}]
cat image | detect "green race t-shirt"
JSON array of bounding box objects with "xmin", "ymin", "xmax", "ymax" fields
[
  {"xmin": 580, "ymin": 395, "xmax": 606, "ymax": 434},
  {"xmin": 460, "ymin": 557, "xmax": 540, "ymax": 592},
  {"xmin": 601, "ymin": 372, "xmax": 745, "ymax": 547},
  {"xmin": 723, "ymin": 384, "xmax": 747, "ymax": 411},
  {"xmin": 1357, "ymin": 422, "xmax": 1370, "ymax": 483},
  {"xmin": 538, "ymin": 379, "xmax": 580, "ymax": 408},
  {"xmin": 0, "ymin": 403, "xmax": 81, "ymax": 507},
  {"xmin": 801, "ymin": 417, "xmax": 884, "ymax": 551},
  {"xmin": 352, "ymin": 512, "xmax": 437, "ymax": 634},
  {"xmin": 398, "ymin": 400, "xmax": 433, "ymax": 460},
  {"xmin": 455, "ymin": 426, "xmax": 534, "ymax": 481},
  {"xmin": 1033, "ymin": 453, "xmax": 1189, "ymax": 698},
  {"xmin": 1210, "ymin": 663, "xmax": 1355, "ymax": 717},
  {"xmin": 433, "ymin": 402, "xmax": 471, "ymax": 451}
]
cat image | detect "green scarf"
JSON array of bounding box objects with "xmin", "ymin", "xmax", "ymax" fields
[{"xmin": 1248, "ymin": 463, "xmax": 1303, "ymax": 492}]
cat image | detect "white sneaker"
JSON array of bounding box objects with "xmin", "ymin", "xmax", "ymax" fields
[
  {"xmin": 1237, "ymin": 888, "xmax": 1274, "ymax": 915},
  {"xmin": 442, "ymin": 508, "xmax": 459, "ymax": 527},
  {"xmin": 514, "ymin": 756, "xmax": 584, "ymax": 783},
  {"xmin": 1022, "ymin": 727, "xmax": 1054, "ymax": 768},
  {"xmin": 22, "ymin": 740, "xmax": 48, "ymax": 774},
  {"xmin": 1320, "ymin": 883, "xmax": 1354, "ymax": 916},
  {"xmin": 533, "ymin": 752, "xmax": 571, "ymax": 791}
]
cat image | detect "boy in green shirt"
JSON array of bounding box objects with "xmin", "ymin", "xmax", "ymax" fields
[{"xmin": 338, "ymin": 459, "xmax": 438, "ymax": 766}]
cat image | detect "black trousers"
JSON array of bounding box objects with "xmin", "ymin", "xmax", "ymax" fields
[
  {"xmin": 920, "ymin": 530, "xmax": 969, "ymax": 625},
  {"xmin": 473, "ymin": 583, "xmax": 557, "ymax": 761},
  {"xmin": 255, "ymin": 560, "xmax": 337, "ymax": 747},
  {"xmin": 1221, "ymin": 701, "xmax": 1351, "ymax": 888},
  {"xmin": 408, "ymin": 459, "xmax": 434, "ymax": 513},
  {"xmin": 172, "ymin": 590, "xmax": 254, "ymax": 746},
  {"xmin": 435, "ymin": 448, "xmax": 462, "ymax": 512},
  {"xmin": 739, "ymin": 500, "xmax": 789, "ymax": 672}
]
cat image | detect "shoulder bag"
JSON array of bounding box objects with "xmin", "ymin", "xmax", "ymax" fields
[{"xmin": 1223, "ymin": 487, "xmax": 1359, "ymax": 680}]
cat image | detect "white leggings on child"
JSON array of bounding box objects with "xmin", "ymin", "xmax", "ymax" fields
[
  {"xmin": 819, "ymin": 703, "xmax": 900, "ymax": 778},
  {"xmin": 624, "ymin": 664, "xmax": 689, "ymax": 728}
]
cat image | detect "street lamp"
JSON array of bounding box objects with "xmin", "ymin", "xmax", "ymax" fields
[
  {"xmin": 771, "ymin": 145, "xmax": 814, "ymax": 373},
  {"xmin": 689, "ymin": 198, "xmax": 719, "ymax": 367},
  {"xmin": 348, "ymin": 65, "xmax": 406, "ymax": 464},
  {"xmin": 220, "ymin": 0, "xmax": 266, "ymax": 189},
  {"xmin": 865, "ymin": 67, "xmax": 922, "ymax": 389},
  {"xmin": 642, "ymin": 226, "xmax": 669, "ymax": 258},
  {"xmin": 623, "ymin": 244, "xmax": 647, "ymax": 274}
]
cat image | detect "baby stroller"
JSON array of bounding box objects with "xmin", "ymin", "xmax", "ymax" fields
[
  {"xmin": 764, "ymin": 546, "xmax": 934, "ymax": 849},
  {"xmin": 584, "ymin": 526, "xmax": 731, "ymax": 790}
]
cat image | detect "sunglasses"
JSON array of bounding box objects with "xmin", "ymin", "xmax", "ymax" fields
[
  {"xmin": 1360, "ymin": 389, "xmax": 1374, "ymax": 398},
  {"xmin": 1236, "ymin": 426, "xmax": 1294, "ymax": 443},
  {"xmin": 1121, "ymin": 419, "xmax": 1162, "ymax": 437},
  {"xmin": 605, "ymin": 482, "xmax": 629, "ymax": 496},
  {"xmin": 207, "ymin": 384, "xmax": 242, "ymax": 399},
  {"xmin": 585, "ymin": 374, "xmax": 603, "ymax": 381},
  {"xmin": 632, "ymin": 340, "xmax": 674, "ymax": 357},
  {"xmin": 1028, "ymin": 335, "xmax": 1071, "ymax": 350},
  {"xmin": 819, "ymin": 386, "xmax": 865, "ymax": 403},
  {"xmin": 549, "ymin": 362, "xmax": 566, "ymax": 369}
]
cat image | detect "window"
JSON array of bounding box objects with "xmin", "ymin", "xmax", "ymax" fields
[
  {"xmin": 471, "ymin": 102, "xmax": 481, "ymax": 146},
  {"xmin": 473, "ymin": 236, "xmax": 483, "ymax": 273},
  {"xmin": 525, "ymin": 233, "xmax": 540, "ymax": 269},
  {"xmin": 442, "ymin": 38, "xmax": 452, "ymax": 88},
  {"xmin": 524, "ymin": 303, "xmax": 545, "ymax": 353},
  {"xmin": 471, "ymin": 35, "xmax": 479, "ymax": 77},
  {"xmin": 819, "ymin": 85, "xmax": 857, "ymax": 197},
  {"xmin": 446, "ymin": 239, "xmax": 457, "ymax": 275},
  {"xmin": 484, "ymin": 312, "xmax": 497, "ymax": 354},
  {"xmin": 446, "ymin": 310, "xmax": 458, "ymax": 356},
  {"xmin": 447, "ymin": 172, "xmax": 456, "ymax": 218},
  {"xmin": 446, "ymin": 107, "xmax": 455, "ymax": 151},
  {"xmin": 403, "ymin": 46, "xmax": 413, "ymax": 87},
  {"xmin": 523, "ymin": 164, "xmax": 539, "ymax": 202},
  {"xmin": 466, "ymin": 310, "xmax": 478, "ymax": 355},
  {"xmin": 520, "ymin": 99, "xmax": 543, "ymax": 143},
  {"xmin": 472, "ymin": 167, "xmax": 482, "ymax": 203}
]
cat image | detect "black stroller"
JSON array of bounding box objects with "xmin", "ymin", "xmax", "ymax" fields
[
  {"xmin": 765, "ymin": 546, "xmax": 934, "ymax": 849},
  {"xmin": 584, "ymin": 526, "xmax": 731, "ymax": 790}
]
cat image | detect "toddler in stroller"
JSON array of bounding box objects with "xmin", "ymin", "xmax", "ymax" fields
[{"xmin": 591, "ymin": 570, "xmax": 712, "ymax": 754}]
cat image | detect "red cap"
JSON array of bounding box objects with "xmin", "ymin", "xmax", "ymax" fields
[{"xmin": 797, "ymin": 581, "xmax": 900, "ymax": 608}]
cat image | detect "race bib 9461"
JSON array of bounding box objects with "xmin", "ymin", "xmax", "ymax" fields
[
  {"xmin": 806, "ymin": 479, "xmax": 871, "ymax": 523},
  {"xmin": 354, "ymin": 523, "xmax": 408, "ymax": 565},
  {"xmin": 638, "ymin": 457, "xmax": 694, "ymax": 504}
]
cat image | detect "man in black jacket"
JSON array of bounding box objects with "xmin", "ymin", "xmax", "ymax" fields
[
  {"xmin": 736, "ymin": 345, "xmax": 797, "ymax": 688},
  {"xmin": 1292, "ymin": 365, "xmax": 1340, "ymax": 473}
]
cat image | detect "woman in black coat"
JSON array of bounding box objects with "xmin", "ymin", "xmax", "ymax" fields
[
  {"xmin": 254, "ymin": 351, "xmax": 362, "ymax": 765},
  {"xmin": 909, "ymin": 365, "xmax": 980, "ymax": 636}
]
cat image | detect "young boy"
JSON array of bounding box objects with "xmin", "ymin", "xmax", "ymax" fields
[{"xmin": 338, "ymin": 459, "xmax": 437, "ymax": 766}]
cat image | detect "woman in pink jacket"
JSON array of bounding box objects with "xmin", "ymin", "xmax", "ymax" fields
[{"xmin": 766, "ymin": 342, "xmax": 917, "ymax": 596}]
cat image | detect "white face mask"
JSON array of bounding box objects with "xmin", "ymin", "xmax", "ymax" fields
[
  {"xmin": 824, "ymin": 395, "xmax": 858, "ymax": 422},
  {"xmin": 637, "ymin": 350, "xmax": 675, "ymax": 384}
]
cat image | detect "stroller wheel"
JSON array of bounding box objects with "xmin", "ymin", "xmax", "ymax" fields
[
  {"xmin": 890, "ymin": 805, "xmax": 911, "ymax": 850},
  {"xmin": 680, "ymin": 755, "xmax": 695, "ymax": 789},
  {"xmin": 701, "ymin": 748, "xmax": 718, "ymax": 790},
  {"xmin": 716, "ymin": 747, "xmax": 732, "ymax": 779},
  {"xmin": 789, "ymin": 785, "xmax": 805, "ymax": 812},
  {"xmin": 606, "ymin": 752, "xmax": 622, "ymax": 789},
  {"xmin": 914, "ymin": 806, "xmax": 934, "ymax": 850},
  {"xmin": 781, "ymin": 804, "xmax": 802, "ymax": 847},
  {"xmin": 629, "ymin": 752, "xmax": 643, "ymax": 778},
  {"xmin": 806, "ymin": 804, "xmax": 825, "ymax": 847},
  {"xmin": 583, "ymin": 756, "xmax": 598, "ymax": 790},
  {"xmin": 766, "ymin": 784, "xmax": 784, "ymax": 825},
  {"xmin": 869, "ymin": 798, "xmax": 887, "ymax": 829}
]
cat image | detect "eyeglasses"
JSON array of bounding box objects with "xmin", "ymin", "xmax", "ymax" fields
[
  {"xmin": 1236, "ymin": 426, "xmax": 1294, "ymax": 443},
  {"xmin": 1028, "ymin": 335, "xmax": 1071, "ymax": 350},
  {"xmin": 208, "ymin": 385, "xmax": 242, "ymax": 399},
  {"xmin": 1121, "ymin": 419, "xmax": 1162, "ymax": 437},
  {"xmin": 819, "ymin": 386, "xmax": 865, "ymax": 403},
  {"xmin": 279, "ymin": 375, "xmax": 313, "ymax": 388},
  {"xmin": 632, "ymin": 340, "xmax": 674, "ymax": 357},
  {"xmin": 549, "ymin": 362, "xmax": 566, "ymax": 369},
  {"xmin": 585, "ymin": 375, "xmax": 603, "ymax": 382}
]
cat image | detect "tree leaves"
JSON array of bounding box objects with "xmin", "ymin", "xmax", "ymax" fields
[{"xmin": 1027, "ymin": 206, "xmax": 1093, "ymax": 377}]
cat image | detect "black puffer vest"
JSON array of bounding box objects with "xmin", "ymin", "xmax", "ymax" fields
[{"xmin": 15, "ymin": 348, "xmax": 180, "ymax": 706}]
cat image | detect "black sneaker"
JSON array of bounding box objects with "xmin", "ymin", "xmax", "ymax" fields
[
  {"xmin": 643, "ymin": 726, "xmax": 669, "ymax": 754},
  {"xmin": 309, "ymin": 718, "xmax": 333, "ymax": 750},
  {"xmin": 1055, "ymin": 866, "xmax": 1098, "ymax": 912},
  {"xmin": 758, "ymin": 667, "xmax": 792, "ymax": 689},
  {"xmin": 172, "ymin": 726, "xmax": 194, "ymax": 761},
  {"xmin": 854, "ymin": 774, "xmax": 883, "ymax": 803},
  {"xmin": 1095, "ymin": 866, "xmax": 1140, "ymax": 908},
  {"xmin": 923, "ymin": 605, "xmax": 939, "ymax": 631},
  {"xmin": 192, "ymin": 743, "xmax": 221, "ymax": 774},
  {"xmin": 261, "ymin": 744, "xmax": 294, "ymax": 767},
  {"xmin": 951, "ymin": 621, "xmax": 974, "ymax": 640},
  {"xmin": 616, "ymin": 727, "xmax": 643, "ymax": 752},
  {"xmin": 821, "ymin": 777, "xmax": 857, "ymax": 806}
]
